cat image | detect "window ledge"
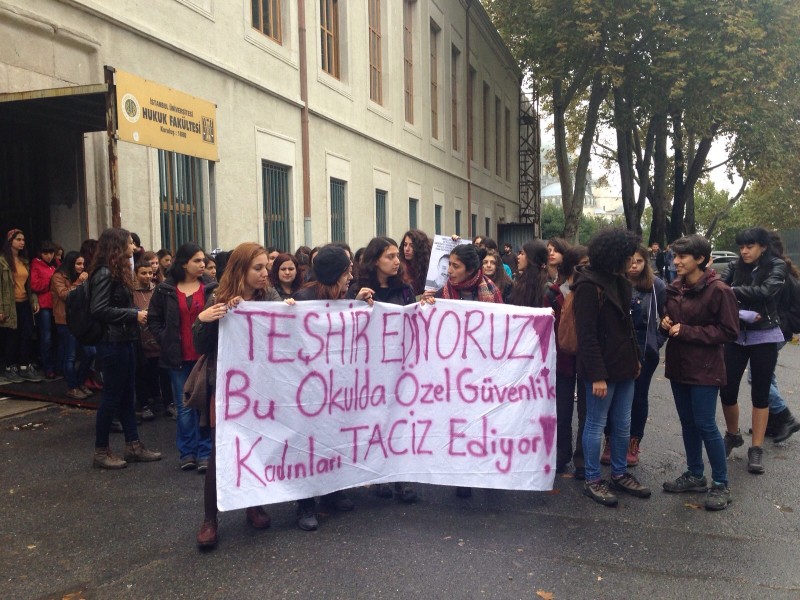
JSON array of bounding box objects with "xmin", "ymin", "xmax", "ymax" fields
[
  {"xmin": 317, "ymin": 71, "xmax": 353, "ymax": 100},
  {"xmin": 367, "ymin": 101, "xmax": 393, "ymax": 123}
]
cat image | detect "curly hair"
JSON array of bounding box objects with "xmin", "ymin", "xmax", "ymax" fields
[
  {"xmin": 399, "ymin": 229, "xmax": 431, "ymax": 295},
  {"xmin": 357, "ymin": 237, "xmax": 405, "ymax": 289},
  {"xmin": 587, "ymin": 228, "xmax": 640, "ymax": 274},
  {"xmin": 483, "ymin": 249, "xmax": 512, "ymax": 288},
  {"xmin": 90, "ymin": 227, "xmax": 134, "ymax": 288},
  {"xmin": 509, "ymin": 240, "xmax": 549, "ymax": 307}
]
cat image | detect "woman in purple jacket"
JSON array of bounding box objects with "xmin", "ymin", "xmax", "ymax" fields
[{"xmin": 660, "ymin": 235, "xmax": 739, "ymax": 510}]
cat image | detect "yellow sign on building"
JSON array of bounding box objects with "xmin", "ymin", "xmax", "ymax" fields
[{"xmin": 115, "ymin": 70, "xmax": 219, "ymax": 161}]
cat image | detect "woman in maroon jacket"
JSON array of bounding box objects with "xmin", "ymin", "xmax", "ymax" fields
[{"xmin": 660, "ymin": 235, "xmax": 739, "ymax": 510}]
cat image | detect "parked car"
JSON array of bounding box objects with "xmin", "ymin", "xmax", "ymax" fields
[{"xmin": 710, "ymin": 250, "xmax": 738, "ymax": 266}]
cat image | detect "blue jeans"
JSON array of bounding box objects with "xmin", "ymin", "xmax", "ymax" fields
[
  {"xmin": 35, "ymin": 308, "xmax": 55, "ymax": 374},
  {"xmin": 583, "ymin": 379, "xmax": 635, "ymax": 482},
  {"xmin": 169, "ymin": 361, "xmax": 211, "ymax": 461},
  {"xmin": 95, "ymin": 341, "xmax": 138, "ymax": 447},
  {"xmin": 56, "ymin": 324, "xmax": 95, "ymax": 389},
  {"xmin": 670, "ymin": 382, "xmax": 728, "ymax": 485}
]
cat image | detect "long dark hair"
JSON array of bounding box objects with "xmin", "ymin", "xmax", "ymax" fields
[
  {"xmin": 731, "ymin": 227, "xmax": 775, "ymax": 286},
  {"xmin": 357, "ymin": 237, "xmax": 405, "ymax": 289},
  {"xmin": 269, "ymin": 253, "xmax": 303, "ymax": 292},
  {"xmin": 57, "ymin": 251, "xmax": 82, "ymax": 283},
  {"xmin": 770, "ymin": 231, "xmax": 800, "ymax": 278},
  {"xmin": 167, "ymin": 242, "xmax": 204, "ymax": 283},
  {"xmin": 628, "ymin": 245, "xmax": 655, "ymax": 292},
  {"xmin": 399, "ymin": 229, "xmax": 431, "ymax": 294},
  {"xmin": 509, "ymin": 240, "xmax": 549, "ymax": 307},
  {"xmin": 2, "ymin": 229, "xmax": 27, "ymax": 272},
  {"xmin": 483, "ymin": 249, "xmax": 512, "ymax": 288},
  {"xmin": 90, "ymin": 227, "xmax": 133, "ymax": 288}
]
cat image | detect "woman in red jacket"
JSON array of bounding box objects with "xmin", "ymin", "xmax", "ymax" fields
[
  {"xmin": 660, "ymin": 235, "xmax": 739, "ymax": 510},
  {"xmin": 31, "ymin": 240, "xmax": 59, "ymax": 379}
]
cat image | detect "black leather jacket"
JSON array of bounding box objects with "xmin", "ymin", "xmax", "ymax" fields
[
  {"xmin": 89, "ymin": 267, "xmax": 139, "ymax": 343},
  {"xmin": 722, "ymin": 256, "xmax": 787, "ymax": 331},
  {"xmin": 147, "ymin": 277, "xmax": 218, "ymax": 369}
]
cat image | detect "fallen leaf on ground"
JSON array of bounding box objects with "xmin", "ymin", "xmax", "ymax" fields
[
  {"xmin": 536, "ymin": 590, "xmax": 554, "ymax": 600},
  {"xmin": 683, "ymin": 502, "xmax": 703, "ymax": 510}
]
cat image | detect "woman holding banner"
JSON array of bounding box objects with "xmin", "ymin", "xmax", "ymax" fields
[
  {"xmin": 292, "ymin": 245, "xmax": 374, "ymax": 530},
  {"xmin": 348, "ymin": 236, "xmax": 419, "ymax": 503},
  {"xmin": 192, "ymin": 242, "xmax": 280, "ymax": 549},
  {"xmin": 423, "ymin": 243, "xmax": 503, "ymax": 498}
]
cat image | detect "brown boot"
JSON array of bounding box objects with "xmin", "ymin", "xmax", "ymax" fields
[
  {"xmin": 245, "ymin": 506, "xmax": 272, "ymax": 529},
  {"xmin": 600, "ymin": 436, "xmax": 611, "ymax": 465},
  {"xmin": 196, "ymin": 519, "xmax": 218, "ymax": 549},
  {"xmin": 124, "ymin": 440, "xmax": 162, "ymax": 462},
  {"xmin": 627, "ymin": 437, "xmax": 641, "ymax": 467},
  {"xmin": 93, "ymin": 447, "xmax": 127, "ymax": 469}
]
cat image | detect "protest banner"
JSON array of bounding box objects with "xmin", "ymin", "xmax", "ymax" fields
[
  {"xmin": 214, "ymin": 299, "xmax": 556, "ymax": 511},
  {"xmin": 424, "ymin": 235, "xmax": 472, "ymax": 291}
]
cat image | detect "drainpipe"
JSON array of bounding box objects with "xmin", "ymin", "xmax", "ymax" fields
[
  {"xmin": 465, "ymin": 0, "xmax": 472, "ymax": 238},
  {"xmin": 298, "ymin": 0, "xmax": 312, "ymax": 246}
]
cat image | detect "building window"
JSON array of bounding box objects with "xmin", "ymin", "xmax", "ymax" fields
[
  {"xmin": 320, "ymin": 0, "xmax": 340, "ymax": 78},
  {"xmin": 471, "ymin": 213, "xmax": 478, "ymax": 237},
  {"xmin": 430, "ymin": 21, "xmax": 440, "ymax": 140},
  {"xmin": 409, "ymin": 198, "xmax": 419, "ymax": 229},
  {"xmin": 483, "ymin": 82, "xmax": 490, "ymax": 170},
  {"xmin": 251, "ymin": 0, "xmax": 282, "ymax": 44},
  {"xmin": 454, "ymin": 209, "xmax": 461, "ymax": 237},
  {"xmin": 451, "ymin": 45, "xmax": 460, "ymax": 152},
  {"xmin": 505, "ymin": 106, "xmax": 511, "ymax": 181},
  {"xmin": 403, "ymin": 0, "xmax": 415, "ymax": 124},
  {"xmin": 368, "ymin": 0, "xmax": 383, "ymax": 104},
  {"xmin": 485, "ymin": 216, "xmax": 491, "ymax": 237},
  {"xmin": 330, "ymin": 178, "xmax": 347, "ymax": 241},
  {"xmin": 262, "ymin": 161, "xmax": 291, "ymax": 252},
  {"xmin": 467, "ymin": 66, "xmax": 475, "ymax": 162},
  {"xmin": 375, "ymin": 189, "xmax": 387, "ymax": 236},
  {"xmin": 434, "ymin": 204, "xmax": 442, "ymax": 235},
  {"xmin": 495, "ymin": 96, "xmax": 502, "ymax": 175},
  {"xmin": 158, "ymin": 150, "xmax": 204, "ymax": 253}
]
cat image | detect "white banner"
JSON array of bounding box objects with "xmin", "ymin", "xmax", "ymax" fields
[{"xmin": 215, "ymin": 299, "xmax": 556, "ymax": 511}]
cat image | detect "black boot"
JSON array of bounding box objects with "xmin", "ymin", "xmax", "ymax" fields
[{"xmin": 773, "ymin": 408, "xmax": 800, "ymax": 443}]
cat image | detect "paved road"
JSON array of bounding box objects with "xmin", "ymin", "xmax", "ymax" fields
[{"xmin": 2, "ymin": 346, "xmax": 800, "ymax": 599}]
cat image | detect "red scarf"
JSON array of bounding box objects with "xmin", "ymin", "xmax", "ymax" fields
[{"xmin": 440, "ymin": 268, "xmax": 503, "ymax": 303}]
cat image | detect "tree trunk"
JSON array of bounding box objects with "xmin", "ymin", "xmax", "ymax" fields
[
  {"xmin": 563, "ymin": 71, "xmax": 608, "ymax": 242},
  {"xmin": 614, "ymin": 87, "xmax": 639, "ymax": 234},
  {"xmin": 671, "ymin": 127, "xmax": 716, "ymax": 241},
  {"xmin": 552, "ymin": 79, "xmax": 576, "ymax": 238},
  {"xmin": 669, "ymin": 111, "xmax": 686, "ymax": 242},
  {"xmin": 649, "ymin": 112, "xmax": 668, "ymax": 245}
]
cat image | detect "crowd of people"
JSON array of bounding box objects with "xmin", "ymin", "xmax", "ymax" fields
[{"xmin": 1, "ymin": 223, "xmax": 798, "ymax": 550}]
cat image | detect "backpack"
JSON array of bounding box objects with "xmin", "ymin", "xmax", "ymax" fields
[
  {"xmin": 557, "ymin": 291, "xmax": 578, "ymax": 355},
  {"xmin": 66, "ymin": 275, "xmax": 105, "ymax": 345},
  {"xmin": 557, "ymin": 285, "xmax": 603, "ymax": 355},
  {"xmin": 779, "ymin": 272, "xmax": 800, "ymax": 336}
]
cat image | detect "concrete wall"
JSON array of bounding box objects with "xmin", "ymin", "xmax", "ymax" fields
[{"xmin": 1, "ymin": 0, "xmax": 521, "ymax": 252}]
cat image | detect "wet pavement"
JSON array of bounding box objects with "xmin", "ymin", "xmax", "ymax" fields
[{"xmin": 2, "ymin": 345, "xmax": 800, "ymax": 599}]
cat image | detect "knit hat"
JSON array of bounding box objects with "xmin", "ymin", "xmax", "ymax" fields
[{"xmin": 313, "ymin": 246, "xmax": 351, "ymax": 285}]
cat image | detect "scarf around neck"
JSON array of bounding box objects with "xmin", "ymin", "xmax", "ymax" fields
[{"xmin": 440, "ymin": 268, "xmax": 503, "ymax": 303}]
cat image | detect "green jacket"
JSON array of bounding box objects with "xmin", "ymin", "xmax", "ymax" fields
[{"xmin": 0, "ymin": 256, "xmax": 39, "ymax": 329}]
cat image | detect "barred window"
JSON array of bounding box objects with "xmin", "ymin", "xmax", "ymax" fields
[
  {"xmin": 403, "ymin": 0, "xmax": 415, "ymax": 123},
  {"xmin": 320, "ymin": 0, "xmax": 340, "ymax": 78},
  {"xmin": 495, "ymin": 96, "xmax": 502, "ymax": 175},
  {"xmin": 430, "ymin": 22, "xmax": 440, "ymax": 140},
  {"xmin": 368, "ymin": 0, "xmax": 383, "ymax": 104},
  {"xmin": 158, "ymin": 150, "xmax": 205, "ymax": 253},
  {"xmin": 251, "ymin": 0, "xmax": 282, "ymax": 44},
  {"xmin": 454, "ymin": 209, "xmax": 461, "ymax": 237},
  {"xmin": 262, "ymin": 162, "xmax": 291, "ymax": 252},
  {"xmin": 330, "ymin": 178, "xmax": 347, "ymax": 242},
  {"xmin": 467, "ymin": 66, "xmax": 475, "ymax": 161},
  {"xmin": 483, "ymin": 82, "xmax": 490, "ymax": 169},
  {"xmin": 451, "ymin": 45, "xmax": 460, "ymax": 151},
  {"xmin": 409, "ymin": 198, "xmax": 419, "ymax": 229},
  {"xmin": 434, "ymin": 204, "xmax": 442, "ymax": 235},
  {"xmin": 375, "ymin": 189, "xmax": 387, "ymax": 236}
]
